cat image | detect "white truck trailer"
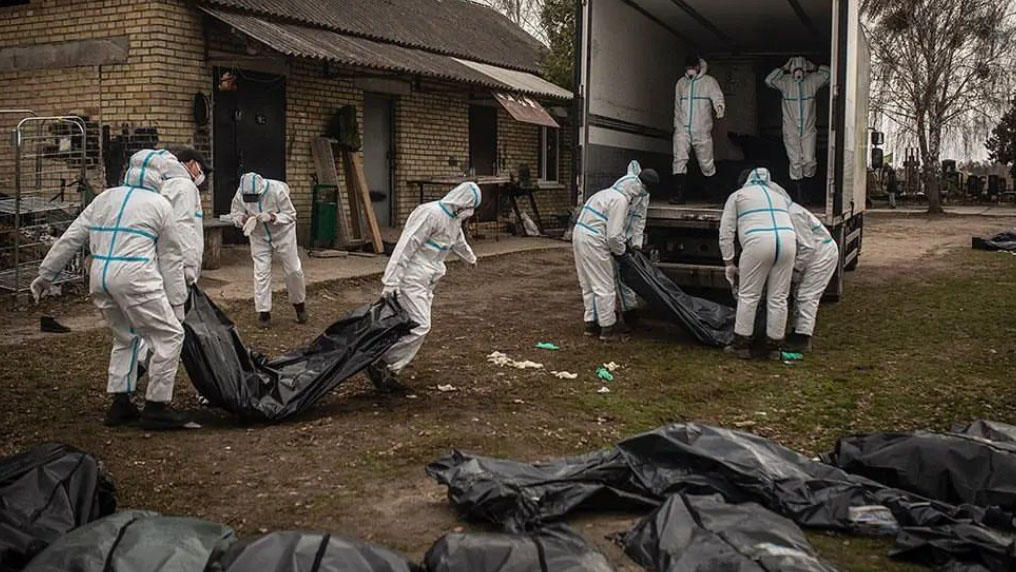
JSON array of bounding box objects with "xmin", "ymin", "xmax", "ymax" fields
[{"xmin": 574, "ymin": 0, "xmax": 870, "ymax": 299}]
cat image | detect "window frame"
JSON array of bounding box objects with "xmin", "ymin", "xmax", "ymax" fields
[{"xmin": 537, "ymin": 126, "xmax": 560, "ymax": 184}]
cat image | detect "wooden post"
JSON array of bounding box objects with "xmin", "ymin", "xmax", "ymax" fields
[{"xmin": 342, "ymin": 150, "xmax": 384, "ymax": 253}]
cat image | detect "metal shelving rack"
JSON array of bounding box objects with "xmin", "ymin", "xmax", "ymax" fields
[{"xmin": 1, "ymin": 115, "xmax": 93, "ymax": 296}]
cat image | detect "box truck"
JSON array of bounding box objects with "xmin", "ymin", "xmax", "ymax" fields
[{"xmin": 574, "ymin": 0, "xmax": 870, "ymax": 299}]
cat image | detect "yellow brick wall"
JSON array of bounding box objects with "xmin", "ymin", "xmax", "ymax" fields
[
  {"xmin": 0, "ymin": 0, "xmax": 212, "ymax": 210},
  {"xmin": 1, "ymin": 0, "xmax": 573, "ymax": 246}
]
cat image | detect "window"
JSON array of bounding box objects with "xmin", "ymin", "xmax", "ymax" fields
[
  {"xmin": 537, "ymin": 126, "xmax": 560, "ymax": 183},
  {"xmin": 0, "ymin": 0, "xmax": 30, "ymax": 6}
]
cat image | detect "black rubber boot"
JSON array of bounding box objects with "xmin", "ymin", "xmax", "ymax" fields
[
  {"xmin": 785, "ymin": 332, "xmax": 813, "ymax": 353},
  {"xmin": 294, "ymin": 303, "xmax": 308, "ymax": 324},
  {"xmin": 140, "ymin": 401, "xmax": 198, "ymax": 430},
  {"xmin": 103, "ymin": 393, "xmax": 140, "ymax": 427},
  {"xmin": 367, "ymin": 363, "xmax": 409, "ymax": 394},
  {"xmin": 40, "ymin": 315, "xmax": 71, "ymax": 333},
  {"xmin": 258, "ymin": 311, "xmax": 271, "ymax": 326},
  {"xmin": 621, "ymin": 310, "xmax": 638, "ymax": 329},
  {"xmin": 599, "ymin": 325, "xmax": 621, "ymax": 342},
  {"xmin": 723, "ymin": 334, "xmax": 752, "ymax": 360},
  {"xmin": 763, "ymin": 337, "xmax": 784, "ymax": 361},
  {"xmin": 668, "ymin": 175, "xmax": 687, "ymax": 205},
  {"xmin": 616, "ymin": 318, "xmax": 633, "ymax": 335},
  {"xmin": 584, "ymin": 322, "xmax": 600, "ymax": 337}
]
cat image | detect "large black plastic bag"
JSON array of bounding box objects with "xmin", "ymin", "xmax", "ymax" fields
[
  {"xmin": 23, "ymin": 510, "xmax": 235, "ymax": 571},
  {"xmin": 972, "ymin": 229, "xmax": 1016, "ymax": 252},
  {"xmin": 181, "ymin": 286, "xmax": 414, "ymax": 421},
  {"xmin": 890, "ymin": 523, "xmax": 1015, "ymax": 572},
  {"xmin": 616, "ymin": 250, "xmax": 735, "ymax": 347},
  {"xmin": 426, "ymin": 448, "xmax": 658, "ymax": 532},
  {"xmin": 954, "ymin": 420, "xmax": 1016, "ymax": 444},
  {"xmin": 618, "ymin": 494, "xmax": 839, "ymax": 572},
  {"xmin": 0, "ymin": 444, "xmax": 116, "ymax": 571},
  {"xmin": 825, "ymin": 430, "xmax": 1016, "ymax": 513},
  {"xmin": 424, "ymin": 524, "xmax": 614, "ymax": 572},
  {"xmin": 212, "ymin": 531, "xmax": 421, "ymax": 572}
]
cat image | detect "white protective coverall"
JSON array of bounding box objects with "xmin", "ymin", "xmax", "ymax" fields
[
  {"xmin": 573, "ymin": 168, "xmax": 647, "ymax": 328},
  {"xmin": 379, "ymin": 183, "xmax": 480, "ymax": 373},
  {"xmin": 160, "ymin": 159, "xmax": 204, "ymax": 285},
  {"xmin": 719, "ymin": 168, "xmax": 797, "ymax": 340},
  {"xmin": 788, "ymin": 202, "xmax": 839, "ymax": 336},
  {"xmin": 616, "ymin": 160, "xmax": 649, "ymax": 313},
  {"xmin": 673, "ymin": 59, "xmax": 726, "ymax": 177},
  {"xmin": 230, "ymin": 173, "xmax": 306, "ymax": 313},
  {"xmin": 765, "ymin": 57, "xmax": 831, "ymax": 180},
  {"xmin": 37, "ymin": 149, "xmax": 187, "ymax": 402}
]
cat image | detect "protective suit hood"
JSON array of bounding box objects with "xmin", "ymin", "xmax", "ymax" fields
[
  {"xmin": 745, "ymin": 167, "xmax": 772, "ymax": 187},
  {"xmin": 123, "ymin": 149, "xmax": 176, "ymax": 192},
  {"xmin": 694, "ymin": 58, "xmax": 709, "ymax": 79},
  {"xmin": 162, "ymin": 156, "xmax": 192, "ymax": 181},
  {"xmin": 440, "ymin": 182, "xmax": 482, "ymax": 219},
  {"xmin": 611, "ymin": 160, "xmax": 648, "ymax": 201},
  {"xmin": 239, "ymin": 172, "xmax": 269, "ymax": 201}
]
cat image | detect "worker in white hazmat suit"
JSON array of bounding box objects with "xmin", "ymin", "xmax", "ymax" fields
[
  {"xmin": 786, "ymin": 202, "xmax": 839, "ymax": 352},
  {"xmin": 574, "ymin": 166, "xmax": 659, "ymax": 341},
  {"xmin": 163, "ymin": 147, "xmax": 209, "ymax": 285},
  {"xmin": 614, "ymin": 160, "xmax": 652, "ymax": 329},
  {"xmin": 230, "ymin": 173, "xmax": 307, "ymax": 325},
  {"xmin": 672, "ymin": 55, "xmax": 725, "ymax": 204},
  {"xmin": 765, "ymin": 57, "xmax": 830, "ymax": 183},
  {"xmin": 30, "ymin": 149, "xmax": 195, "ymax": 430},
  {"xmin": 718, "ymin": 167, "xmax": 797, "ymax": 359},
  {"xmin": 367, "ymin": 183, "xmax": 481, "ymax": 391}
]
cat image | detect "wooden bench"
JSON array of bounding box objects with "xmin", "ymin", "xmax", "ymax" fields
[{"xmin": 202, "ymin": 218, "xmax": 234, "ymax": 270}]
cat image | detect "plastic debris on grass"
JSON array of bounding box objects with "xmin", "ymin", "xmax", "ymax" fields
[
  {"xmin": 534, "ymin": 342, "xmax": 560, "ymax": 351},
  {"xmin": 437, "ymin": 384, "xmax": 457, "ymax": 393},
  {"xmin": 551, "ymin": 371, "xmax": 578, "ymax": 380},
  {"xmin": 597, "ymin": 386, "xmax": 611, "ymax": 394},
  {"xmin": 596, "ymin": 368, "xmax": 614, "ymax": 382},
  {"xmin": 781, "ymin": 352, "xmax": 804, "ymax": 362},
  {"xmin": 487, "ymin": 351, "xmax": 543, "ymax": 370}
]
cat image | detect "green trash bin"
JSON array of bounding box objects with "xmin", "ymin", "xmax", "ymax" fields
[{"xmin": 311, "ymin": 183, "xmax": 338, "ymax": 249}]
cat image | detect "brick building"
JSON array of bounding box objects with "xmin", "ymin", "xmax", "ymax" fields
[{"xmin": 0, "ymin": 0, "xmax": 573, "ymax": 245}]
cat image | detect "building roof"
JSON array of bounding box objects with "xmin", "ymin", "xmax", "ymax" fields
[
  {"xmin": 202, "ymin": 7, "xmax": 572, "ymax": 100},
  {"xmin": 202, "ymin": 0, "xmax": 544, "ymax": 74}
]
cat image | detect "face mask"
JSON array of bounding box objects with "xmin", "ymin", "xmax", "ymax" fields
[
  {"xmin": 457, "ymin": 208, "xmax": 475, "ymax": 220},
  {"xmin": 793, "ymin": 69, "xmax": 804, "ymax": 81},
  {"xmin": 686, "ymin": 69, "xmax": 696, "ymax": 78},
  {"xmin": 193, "ymin": 171, "xmax": 206, "ymax": 188}
]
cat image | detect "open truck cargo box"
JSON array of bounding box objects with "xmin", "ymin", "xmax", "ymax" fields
[{"xmin": 575, "ymin": 0, "xmax": 869, "ymax": 297}]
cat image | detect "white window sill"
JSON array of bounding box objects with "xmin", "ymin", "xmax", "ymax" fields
[{"xmin": 536, "ymin": 180, "xmax": 565, "ymax": 190}]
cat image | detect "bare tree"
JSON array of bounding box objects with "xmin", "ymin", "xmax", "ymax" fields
[
  {"xmin": 475, "ymin": 0, "xmax": 546, "ymax": 43},
  {"xmin": 866, "ymin": 0, "xmax": 1015, "ymax": 212}
]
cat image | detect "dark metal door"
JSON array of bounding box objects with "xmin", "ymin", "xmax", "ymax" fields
[
  {"xmin": 213, "ymin": 68, "xmax": 286, "ymax": 222},
  {"xmin": 363, "ymin": 94, "xmax": 394, "ymax": 227},
  {"xmin": 468, "ymin": 105, "xmax": 498, "ymax": 176}
]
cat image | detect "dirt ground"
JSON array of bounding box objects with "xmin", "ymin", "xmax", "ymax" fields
[{"xmin": 2, "ymin": 213, "xmax": 1015, "ymax": 571}]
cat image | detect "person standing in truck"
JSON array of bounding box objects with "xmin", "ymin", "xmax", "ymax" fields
[
  {"xmin": 719, "ymin": 167, "xmax": 796, "ymax": 359},
  {"xmin": 765, "ymin": 57, "xmax": 831, "ymax": 190},
  {"xmin": 671, "ymin": 55, "xmax": 725, "ymax": 205}
]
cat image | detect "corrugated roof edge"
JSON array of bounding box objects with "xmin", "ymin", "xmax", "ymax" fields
[
  {"xmin": 198, "ymin": 0, "xmax": 546, "ymax": 75},
  {"xmin": 202, "ymin": 8, "xmax": 571, "ymax": 100}
]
